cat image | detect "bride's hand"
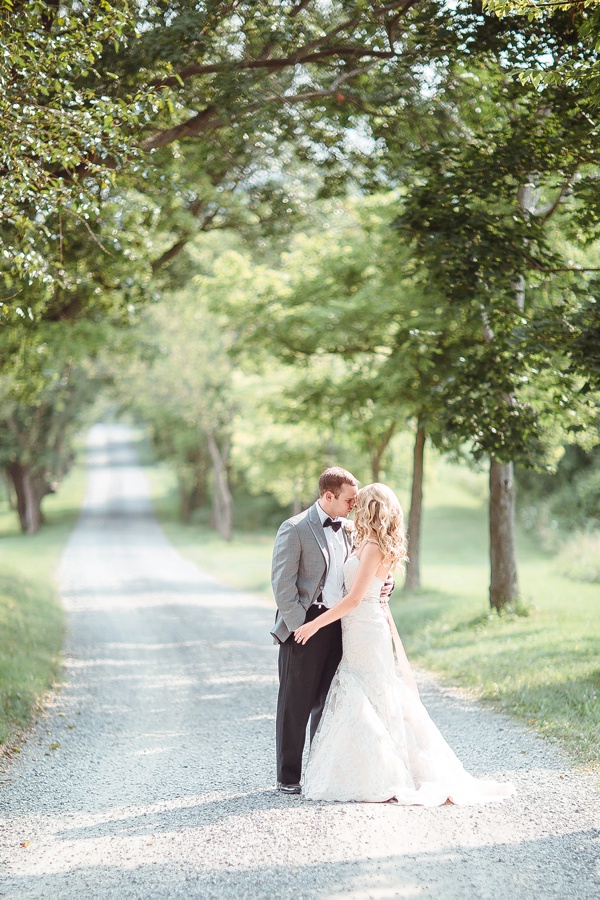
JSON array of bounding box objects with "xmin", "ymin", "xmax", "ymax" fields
[{"xmin": 294, "ymin": 620, "xmax": 320, "ymax": 644}]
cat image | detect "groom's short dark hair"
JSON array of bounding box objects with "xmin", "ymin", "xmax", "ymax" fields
[{"xmin": 318, "ymin": 467, "xmax": 358, "ymax": 497}]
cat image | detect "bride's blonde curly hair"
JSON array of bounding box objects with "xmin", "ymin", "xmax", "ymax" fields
[{"xmin": 353, "ymin": 483, "xmax": 408, "ymax": 569}]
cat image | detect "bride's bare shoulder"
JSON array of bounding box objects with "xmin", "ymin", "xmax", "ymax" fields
[{"xmin": 359, "ymin": 539, "xmax": 384, "ymax": 561}]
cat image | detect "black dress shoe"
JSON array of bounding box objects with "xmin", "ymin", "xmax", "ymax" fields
[{"xmin": 277, "ymin": 782, "xmax": 302, "ymax": 794}]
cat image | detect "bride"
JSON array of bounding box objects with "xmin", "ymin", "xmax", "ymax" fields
[{"xmin": 293, "ymin": 483, "xmax": 515, "ymax": 805}]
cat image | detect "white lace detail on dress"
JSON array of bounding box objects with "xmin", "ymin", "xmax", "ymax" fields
[{"xmin": 303, "ymin": 556, "xmax": 515, "ymax": 805}]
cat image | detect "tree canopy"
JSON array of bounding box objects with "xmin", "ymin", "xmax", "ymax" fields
[{"xmin": 0, "ymin": 1, "xmax": 161, "ymax": 288}]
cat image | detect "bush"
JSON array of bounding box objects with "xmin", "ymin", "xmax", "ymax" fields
[
  {"xmin": 517, "ymin": 444, "xmax": 600, "ymax": 547},
  {"xmin": 555, "ymin": 530, "xmax": 600, "ymax": 583}
]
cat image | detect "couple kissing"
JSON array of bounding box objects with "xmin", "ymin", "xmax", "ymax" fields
[{"xmin": 271, "ymin": 466, "xmax": 515, "ymax": 805}]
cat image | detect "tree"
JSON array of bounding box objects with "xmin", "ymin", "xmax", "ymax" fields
[
  {"xmin": 0, "ymin": 0, "xmax": 161, "ymax": 286},
  {"xmin": 0, "ymin": 321, "xmax": 115, "ymax": 532},
  {"xmin": 125, "ymin": 1, "xmax": 423, "ymax": 151},
  {"xmin": 387, "ymin": 18, "xmax": 600, "ymax": 607},
  {"xmin": 6, "ymin": 0, "xmax": 600, "ymax": 565},
  {"xmin": 2, "ymin": 0, "xmax": 431, "ymax": 287},
  {"xmin": 229, "ymin": 368, "xmax": 352, "ymax": 516},
  {"xmin": 209, "ymin": 195, "xmax": 470, "ymax": 589},
  {"xmin": 0, "ymin": 185, "xmax": 162, "ymax": 533},
  {"xmin": 483, "ymin": 0, "xmax": 600, "ymax": 102},
  {"xmin": 117, "ymin": 286, "xmax": 238, "ymax": 539}
]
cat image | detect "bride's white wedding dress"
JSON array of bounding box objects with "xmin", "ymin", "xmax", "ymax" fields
[{"xmin": 303, "ymin": 555, "xmax": 516, "ymax": 805}]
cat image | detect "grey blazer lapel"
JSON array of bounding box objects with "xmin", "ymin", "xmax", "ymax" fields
[{"xmin": 307, "ymin": 503, "xmax": 329, "ymax": 569}]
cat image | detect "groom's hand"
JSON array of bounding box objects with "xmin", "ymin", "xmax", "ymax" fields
[{"xmin": 380, "ymin": 574, "xmax": 395, "ymax": 602}]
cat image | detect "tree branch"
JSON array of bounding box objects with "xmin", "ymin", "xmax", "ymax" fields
[
  {"xmin": 537, "ymin": 173, "xmax": 577, "ymax": 223},
  {"xmin": 140, "ymin": 82, "xmax": 368, "ymax": 152},
  {"xmin": 151, "ymin": 205, "xmax": 223, "ymax": 272},
  {"xmin": 526, "ymin": 255, "xmax": 600, "ymax": 273},
  {"xmin": 152, "ymin": 238, "xmax": 188, "ymax": 273},
  {"xmin": 290, "ymin": 0, "xmax": 312, "ymax": 15},
  {"xmin": 537, "ymin": 266, "xmax": 600, "ymax": 272},
  {"xmin": 152, "ymin": 47, "xmax": 397, "ymax": 89},
  {"xmin": 141, "ymin": 106, "xmax": 220, "ymax": 151},
  {"xmin": 383, "ymin": 1, "xmax": 422, "ymax": 50}
]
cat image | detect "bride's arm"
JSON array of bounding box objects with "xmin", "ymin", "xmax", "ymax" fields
[{"xmin": 293, "ymin": 543, "xmax": 384, "ymax": 645}]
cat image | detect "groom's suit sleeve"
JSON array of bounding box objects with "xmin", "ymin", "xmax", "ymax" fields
[{"xmin": 271, "ymin": 520, "xmax": 307, "ymax": 634}]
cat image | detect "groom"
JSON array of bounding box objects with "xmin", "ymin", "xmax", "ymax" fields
[{"xmin": 271, "ymin": 466, "xmax": 358, "ymax": 794}]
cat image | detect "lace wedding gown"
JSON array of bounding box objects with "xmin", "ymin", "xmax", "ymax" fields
[{"xmin": 303, "ymin": 555, "xmax": 516, "ymax": 805}]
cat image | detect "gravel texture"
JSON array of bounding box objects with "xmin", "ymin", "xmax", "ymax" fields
[{"xmin": 0, "ymin": 423, "xmax": 598, "ymax": 899}]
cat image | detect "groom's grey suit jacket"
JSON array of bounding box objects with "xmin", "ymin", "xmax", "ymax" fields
[{"xmin": 270, "ymin": 502, "xmax": 350, "ymax": 644}]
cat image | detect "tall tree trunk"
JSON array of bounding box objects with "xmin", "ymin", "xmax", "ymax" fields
[
  {"xmin": 482, "ymin": 230, "xmax": 525, "ymax": 611},
  {"xmin": 404, "ymin": 424, "xmax": 426, "ymax": 592},
  {"xmin": 190, "ymin": 476, "xmax": 206, "ymax": 514},
  {"xmin": 489, "ymin": 458, "xmax": 519, "ymax": 610},
  {"xmin": 372, "ymin": 455, "xmax": 380, "ymax": 482},
  {"xmin": 6, "ymin": 463, "xmax": 28, "ymax": 531},
  {"xmin": 177, "ymin": 466, "xmax": 206, "ymax": 522},
  {"xmin": 485, "ymin": 178, "xmax": 543, "ymax": 608},
  {"xmin": 2, "ymin": 471, "xmax": 17, "ymax": 510},
  {"xmin": 206, "ymin": 429, "xmax": 233, "ymax": 541},
  {"xmin": 24, "ymin": 471, "xmax": 46, "ymax": 534},
  {"xmin": 369, "ymin": 421, "xmax": 397, "ymax": 482},
  {"xmin": 210, "ymin": 481, "xmax": 223, "ymax": 531},
  {"xmin": 178, "ymin": 477, "xmax": 192, "ymax": 523},
  {"xmin": 6, "ymin": 462, "xmax": 46, "ymax": 534}
]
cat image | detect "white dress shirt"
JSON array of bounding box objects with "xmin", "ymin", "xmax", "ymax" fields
[{"xmin": 316, "ymin": 502, "xmax": 346, "ymax": 608}]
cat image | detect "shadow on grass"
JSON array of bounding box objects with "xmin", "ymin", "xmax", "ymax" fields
[
  {"xmin": 461, "ymin": 602, "xmax": 536, "ymax": 629},
  {"xmin": 390, "ymin": 590, "xmax": 456, "ymax": 640},
  {"xmin": 505, "ymin": 668, "xmax": 600, "ymax": 710},
  {"xmin": 491, "ymin": 670, "xmax": 600, "ymax": 764}
]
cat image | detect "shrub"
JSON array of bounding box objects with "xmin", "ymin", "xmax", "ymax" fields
[{"xmin": 555, "ymin": 530, "xmax": 600, "ymax": 583}]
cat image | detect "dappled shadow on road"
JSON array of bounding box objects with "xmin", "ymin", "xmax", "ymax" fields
[
  {"xmin": 5, "ymin": 589, "xmax": 280, "ymax": 808},
  {"xmin": 2, "ymin": 827, "xmax": 599, "ymax": 899}
]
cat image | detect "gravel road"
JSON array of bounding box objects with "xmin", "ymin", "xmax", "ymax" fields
[{"xmin": 0, "ymin": 423, "xmax": 598, "ymax": 899}]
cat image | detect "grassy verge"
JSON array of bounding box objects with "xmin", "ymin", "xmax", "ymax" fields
[
  {"xmin": 146, "ymin": 450, "xmax": 599, "ymax": 774},
  {"xmin": 145, "ymin": 456, "xmax": 274, "ymax": 598},
  {"xmin": 0, "ymin": 458, "xmax": 87, "ymax": 748}
]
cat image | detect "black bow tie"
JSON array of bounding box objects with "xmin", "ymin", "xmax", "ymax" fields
[{"xmin": 323, "ymin": 517, "xmax": 342, "ymax": 532}]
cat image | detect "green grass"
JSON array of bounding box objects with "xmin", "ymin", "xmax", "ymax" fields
[
  {"xmin": 145, "ymin": 456, "xmax": 275, "ymax": 598},
  {"xmin": 0, "ymin": 458, "xmax": 87, "ymax": 747},
  {"xmin": 146, "ymin": 451, "xmax": 599, "ymax": 774}
]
